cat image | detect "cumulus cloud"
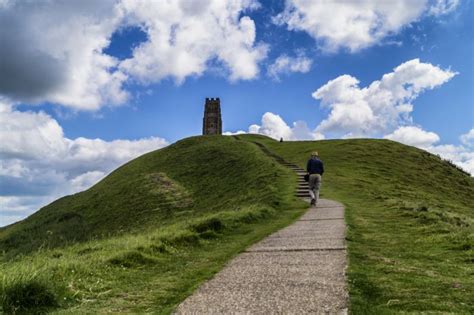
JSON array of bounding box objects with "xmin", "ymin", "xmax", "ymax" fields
[
  {"xmin": 119, "ymin": 0, "xmax": 268, "ymax": 83},
  {"xmin": 0, "ymin": 0, "xmax": 128, "ymax": 110},
  {"xmin": 233, "ymin": 112, "xmax": 324, "ymax": 141},
  {"xmin": 428, "ymin": 143, "xmax": 474, "ymax": 175},
  {"xmin": 223, "ymin": 130, "xmax": 247, "ymax": 136},
  {"xmin": 384, "ymin": 126, "xmax": 440, "ymax": 148},
  {"xmin": 0, "ymin": 101, "xmax": 168, "ymax": 226},
  {"xmin": 315, "ymin": 59, "xmax": 470, "ymax": 175},
  {"xmin": 227, "ymin": 58, "xmax": 471, "ymax": 174},
  {"xmin": 460, "ymin": 128, "xmax": 474, "ymax": 147},
  {"xmin": 313, "ymin": 59, "xmax": 456, "ymax": 138},
  {"xmin": 0, "ymin": 0, "xmax": 267, "ymax": 110},
  {"xmin": 274, "ymin": 0, "xmax": 459, "ymax": 52},
  {"xmin": 267, "ymin": 53, "xmax": 312, "ymax": 80}
]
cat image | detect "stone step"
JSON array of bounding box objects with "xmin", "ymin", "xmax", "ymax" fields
[{"xmin": 252, "ymin": 142, "xmax": 313, "ymax": 200}]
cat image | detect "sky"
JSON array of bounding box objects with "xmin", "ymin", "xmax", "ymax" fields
[{"xmin": 0, "ymin": 0, "xmax": 473, "ymax": 227}]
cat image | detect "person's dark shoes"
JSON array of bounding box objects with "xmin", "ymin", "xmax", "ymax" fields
[{"xmin": 310, "ymin": 198, "xmax": 316, "ymax": 206}]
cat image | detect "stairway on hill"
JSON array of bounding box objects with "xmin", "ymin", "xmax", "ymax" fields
[{"xmin": 251, "ymin": 141, "xmax": 311, "ymax": 199}]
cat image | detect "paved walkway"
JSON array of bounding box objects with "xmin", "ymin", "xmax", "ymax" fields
[{"xmin": 175, "ymin": 199, "xmax": 348, "ymax": 314}]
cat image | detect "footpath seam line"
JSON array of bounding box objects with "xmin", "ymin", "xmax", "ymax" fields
[
  {"xmin": 245, "ymin": 247, "xmax": 346, "ymax": 253},
  {"xmin": 298, "ymin": 218, "xmax": 345, "ymax": 221}
]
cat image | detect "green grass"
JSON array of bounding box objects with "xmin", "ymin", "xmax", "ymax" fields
[
  {"xmin": 0, "ymin": 135, "xmax": 299, "ymax": 255},
  {"xmin": 240, "ymin": 134, "xmax": 473, "ymax": 314},
  {"xmin": 0, "ymin": 135, "xmax": 307, "ymax": 313},
  {"xmin": 1, "ymin": 134, "xmax": 473, "ymax": 313}
]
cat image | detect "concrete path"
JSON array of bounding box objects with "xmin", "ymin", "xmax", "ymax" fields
[{"xmin": 175, "ymin": 199, "xmax": 348, "ymax": 314}]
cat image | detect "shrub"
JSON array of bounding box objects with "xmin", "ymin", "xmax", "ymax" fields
[{"xmin": 2, "ymin": 279, "xmax": 57, "ymax": 314}]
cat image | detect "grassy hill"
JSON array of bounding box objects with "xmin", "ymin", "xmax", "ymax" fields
[
  {"xmin": 0, "ymin": 135, "xmax": 307, "ymax": 313},
  {"xmin": 0, "ymin": 135, "xmax": 299, "ymax": 255},
  {"xmin": 242, "ymin": 134, "xmax": 474, "ymax": 314},
  {"xmin": 1, "ymin": 134, "xmax": 473, "ymax": 313}
]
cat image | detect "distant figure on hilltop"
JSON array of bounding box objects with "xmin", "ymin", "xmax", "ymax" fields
[{"xmin": 306, "ymin": 151, "xmax": 324, "ymax": 206}]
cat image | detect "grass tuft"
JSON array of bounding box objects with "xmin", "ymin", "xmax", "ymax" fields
[
  {"xmin": 1, "ymin": 278, "xmax": 58, "ymax": 314},
  {"xmin": 107, "ymin": 251, "xmax": 158, "ymax": 268},
  {"xmin": 191, "ymin": 217, "xmax": 224, "ymax": 234}
]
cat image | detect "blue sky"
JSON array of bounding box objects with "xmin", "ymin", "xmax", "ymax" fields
[{"xmin": 0, "ymin": 0, "xmax": 473, "ymax": 226}]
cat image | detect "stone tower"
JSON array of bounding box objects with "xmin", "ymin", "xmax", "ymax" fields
[{"xmin": 202, "ymin": 97, "xmax": 222, "ymax": 135}]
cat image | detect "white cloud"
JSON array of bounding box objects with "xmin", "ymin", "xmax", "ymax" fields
[
  {"xmin": 460, "ymin": 128, "xmax": 474, "ymax": 147},
  {"xmin": 0, "ymin": 0, "xmax": 128, "ymax": 110},
  {"xmin": 384, "ymin": 126, "xmax": 440, "ymax": 148},
  {"xmin": 268, "ymin": 53, "xmax": 312, "ymax": 80},
  {"xmin": 70, "ymin": 171, "xmax": 107, "ymax": 192},
  {"xmin": 245, "ymin": 112, "xmax": 324, "ymax": 141},
  {"xmin": 0, "ymin": 101, "xmax": 169, "ymax": 226},
  {"xmin": 118, "ymin": 0, "xmax": 268, "ymax": 83},
  {"xmin": 223, "ymin": 130, "xmax": 247, "ymax": 136},
  {"xmin": 383, "ymin": 126, "xmax": 473, "ymax": 175},
  {"xmin": 428, "ymin": 0, "xmax": 460, "ymax": 16},
  {"xmin": 274, "ymin": 0, "xmax": 459, "ymax": 52},
  {"xmin": 0, "ymin": 196, "xmax": 54, "ymax": 227},
  {"xmin": 0, "ymin": 0, "xmax": 267, "ymax": 110},
  {"xmin": 426, "ymin": 144, "xmax": 474, "ymax": 175},
  {"xmin": 313, "ymin": 59, "xmax": 456, "ymax": 138}
]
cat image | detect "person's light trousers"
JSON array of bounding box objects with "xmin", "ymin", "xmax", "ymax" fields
[{"xmin": 308, "ymin": 174, "xmax": 322, "ymax": 202}]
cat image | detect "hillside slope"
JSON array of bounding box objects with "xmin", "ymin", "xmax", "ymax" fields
[
  {"xmin": 239, "ymin": 134, "xmax": 474, "ymax": 313},
  {"xmin": 0, "ymin": 135, "xmax": 308, "ymax": 313},
  {"xmin": 1, "ymin": 135, "xmax": 472, "ymax": 314},
  {"xmin": 0, "ymin": 136, "xmax": 295, "ymax": 255}
]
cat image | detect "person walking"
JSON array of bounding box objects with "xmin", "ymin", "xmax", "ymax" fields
[{"xmin": 306, "ymin": 151, "xmax": 324, "ymax": 206}]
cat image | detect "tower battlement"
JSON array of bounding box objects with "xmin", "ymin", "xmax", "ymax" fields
[{"xmin": 203, "ymin": 97, "xmax": 222, "ymax": 135}]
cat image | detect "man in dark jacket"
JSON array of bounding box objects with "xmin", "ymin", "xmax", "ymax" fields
[{"xmin": 306, "ymin": 151, "xmax": 324, "ymax": 206}]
